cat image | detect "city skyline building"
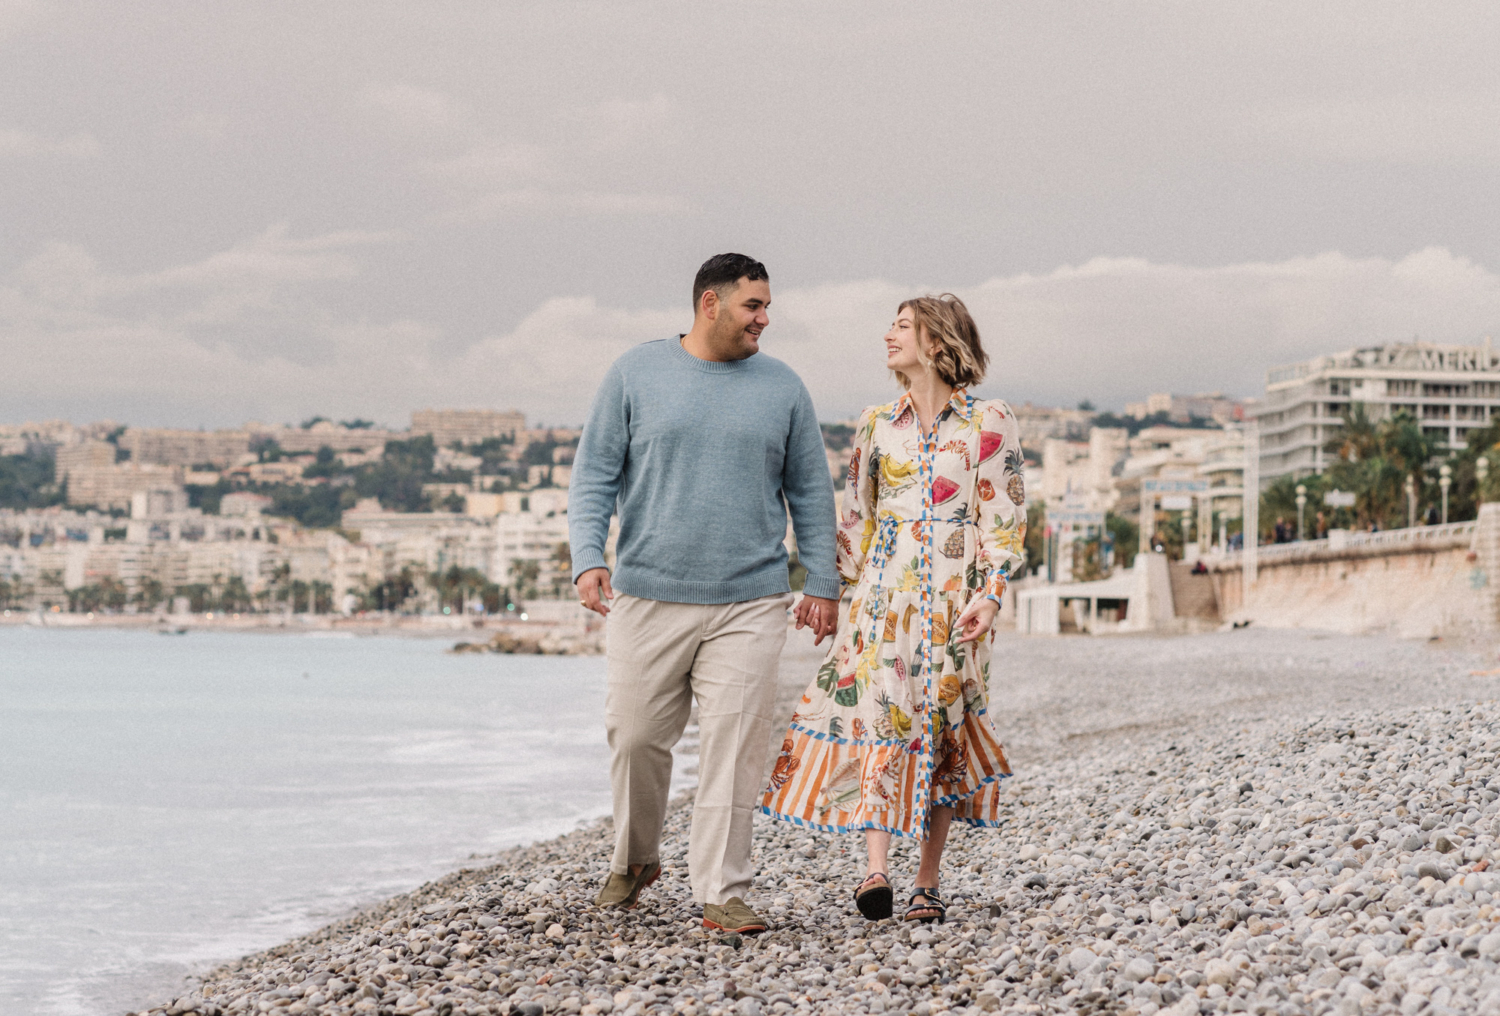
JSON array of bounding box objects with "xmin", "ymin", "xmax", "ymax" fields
[
  {"xmin": 1252, "ymin": 341, "xmax": 1500, "ymax": 482},
  {"xmin": 412, "ymin": 409, "xmax": 526, "ymax": 448}
]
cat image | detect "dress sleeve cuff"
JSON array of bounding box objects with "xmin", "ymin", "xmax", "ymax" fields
[
  {"xmin": 983, "ymin": 570, "xmax": 1007, "ymax": 603},
  {"xmin": 801, "ymin": 573, "xmax": 843, "ymax": 601}
]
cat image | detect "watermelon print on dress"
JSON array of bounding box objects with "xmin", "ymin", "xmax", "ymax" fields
[{"xmin": 761, "ymin": 389, "xmax": 1027, "ymax": 840}]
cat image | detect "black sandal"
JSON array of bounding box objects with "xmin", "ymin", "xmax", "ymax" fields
[
  {"xmin": 905, "ymin": 887, "xmax": 946, "ymax": 924},
  {"xmin": 854, "ymin": 872, "xmax": 893, "ymax": 920}
]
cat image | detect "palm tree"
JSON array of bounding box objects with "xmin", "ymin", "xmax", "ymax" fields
[
  {"xmin": 1323, "ymin": 407, "xmax": 1440, "ymax": 528},
  {"xmin": 1324, "ymin": 403, "xmax": 1379, "ymax": 463}
]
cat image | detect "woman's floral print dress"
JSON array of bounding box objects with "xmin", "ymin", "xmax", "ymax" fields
[{"xmin": 761, "ymin": 389, "xmax": 1025, "ymax": 839}]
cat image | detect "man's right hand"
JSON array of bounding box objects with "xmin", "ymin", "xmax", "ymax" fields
[{"xmin": 576, "ymin": 568, "xmax": 615, "ymax": 616}]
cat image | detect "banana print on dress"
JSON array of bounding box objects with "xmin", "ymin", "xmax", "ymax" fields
[{"xmin": 761, "ymin": 389, "xmax": 1025, "ymax": 839}]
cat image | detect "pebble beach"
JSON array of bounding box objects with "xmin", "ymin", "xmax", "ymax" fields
[{"xmin": 132, "ymin": 628, "xmax": 1500, "ymax": 1016}]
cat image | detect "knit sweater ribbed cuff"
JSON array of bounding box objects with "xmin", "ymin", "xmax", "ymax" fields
[{"xmin": 801, "ymin": 573, "xmax": 841, "ymax": 601}]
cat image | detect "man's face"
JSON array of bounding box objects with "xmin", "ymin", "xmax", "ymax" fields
[{"xmin": 706, "ymin": 277, "xmax": 771, "ymax": 359}]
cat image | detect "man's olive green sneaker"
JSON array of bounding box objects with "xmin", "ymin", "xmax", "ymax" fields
[
  {"xmin": 701, "ymin": 896, "xmax": 768, "ymax": 934},
  {"xmin": 594, "ymin": 862, "xmax": 661, "ymax": 909}
]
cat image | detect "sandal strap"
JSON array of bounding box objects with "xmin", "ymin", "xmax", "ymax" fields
[
  {"xmin": 854, "ymin": 872, "xmax": 891, "ymax": 899},
  {"xmin": 908, "ymin": 888, "xmax": 946, "ymax": 909}
]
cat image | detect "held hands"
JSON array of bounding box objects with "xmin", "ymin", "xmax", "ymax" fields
[
  {"xmin": 955, "ymin": 596, "xmax": 1000, "ymax": 643},
  {"xmin": 576, "ymin": 572, "xmax": 840, "ymax": 641},
  {"xmin": 576, "ymin": 567, "xmax": 614, "ymax": 616},
  {"xmin": 794, "ymin": 594, "xmax": 840, "ymax": 645}
]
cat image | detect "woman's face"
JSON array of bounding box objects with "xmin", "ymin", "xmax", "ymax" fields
[{"xmin": 884, "ymin": 308, "xmax": 929, "ymax": 375}]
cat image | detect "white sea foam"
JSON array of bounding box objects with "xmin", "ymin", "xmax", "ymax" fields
[{"xmin": 0, "ymin": 627, "xmax": 636, "ymax": 1016}]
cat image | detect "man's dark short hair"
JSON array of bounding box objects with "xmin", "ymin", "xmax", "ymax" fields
[{"xmin": 692, "ymin": 253, "xmax": 768, "ymax": 310}]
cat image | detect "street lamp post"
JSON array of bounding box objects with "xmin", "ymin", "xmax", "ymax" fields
[
  {"xmin": 1295, "ymin": 484, "xmax": 1307, "ymax": 541},
  {"xmin": 1405, "ymin": 474, "xmax": 1417, "ymax": 528},
  {"xmin": 1440, "ymin": 463, "xmax": 1452, "ymax": 524}
]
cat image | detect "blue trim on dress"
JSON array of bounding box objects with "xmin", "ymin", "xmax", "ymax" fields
[
  {"xmin": 758, "ymin": 772, "xmax": 1013, "ymax": 839},
  {"xmin": 768, "ymin": 391, "xmax": 1012, "ymax": 841},
  {"xmin": 931, "ymin": 768, "xmax": 1013, "ymax": 808}
]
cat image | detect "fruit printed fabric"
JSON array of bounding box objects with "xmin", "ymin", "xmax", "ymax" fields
[{"xmin": 762, "ymin": 388, "xmax": 1026, "ymax": 840}]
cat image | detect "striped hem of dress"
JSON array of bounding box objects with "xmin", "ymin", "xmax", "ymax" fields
[
  {"xmin": 758, "ymin": 801, "xmax": 1010, "ymax": 838},
  {"xmin": 932, "ymin": 768, "xmax": 1013, "ymax": 809}
]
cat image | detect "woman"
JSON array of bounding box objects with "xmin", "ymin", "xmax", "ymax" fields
[{"xmin": 761, "ymin": 293, "xmax": 1025, "ymax": 924}]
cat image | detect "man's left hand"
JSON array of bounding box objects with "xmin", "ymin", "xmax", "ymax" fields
[{"xmin": 794, "ymin": 594, "xmax": 840, "ymax": 645}]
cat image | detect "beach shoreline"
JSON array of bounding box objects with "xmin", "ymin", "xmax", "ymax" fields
[
  {"xmin": 122, "ymin": 629, "xmax": 1500, "ymax": 1016},
  {"xmin": 0, "ymin": 602, "xmax": 607, "ymax": 652}
]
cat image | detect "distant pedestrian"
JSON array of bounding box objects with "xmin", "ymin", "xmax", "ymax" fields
[
  {"xmin": 570, "ymin": 253, "xmax": 841, "ymax": 935},
  {"xmin": 762, "ymin": 294, "xmax": 1023, "ymax": 925},
  {"xmin": 1315, "ymin": 511, "xmax": 1328, "ymax": 540}
]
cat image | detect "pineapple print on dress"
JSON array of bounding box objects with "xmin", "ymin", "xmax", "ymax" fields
[
  {"xmin": 761, "ymin": 389, "xmax": 1025, "ymax": 839},
  {"xmin": 1005, "ymin": 447, "xmax": 1026, "ymax": 505}
]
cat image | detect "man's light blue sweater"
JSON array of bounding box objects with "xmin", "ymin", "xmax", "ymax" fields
[{"xmin": 568, "ymin": 337, "xmax": 840, "ymax": 605}]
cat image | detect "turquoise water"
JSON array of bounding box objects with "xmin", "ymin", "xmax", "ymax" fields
[{"xmin": 0, "ymin": 627, "xmax": 614, "ymax": 1016}]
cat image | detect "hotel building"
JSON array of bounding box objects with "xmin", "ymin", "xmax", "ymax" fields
[{"xmin": 1253, "ymin": 342, "xmax": 1500, "ymax": 482}]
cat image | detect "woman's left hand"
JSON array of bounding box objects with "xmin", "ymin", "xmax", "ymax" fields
[{"xmin": 955, "ymin": 597, "xmax": 1000, "ymax": 644}]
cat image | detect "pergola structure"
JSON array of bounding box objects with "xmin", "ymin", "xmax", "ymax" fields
[
  {"xmin": 1138, "ymin": 477, "xmax": 1210, "ymax": 555},
  {"xmin": 1049, "ymin": 504, "xmax": 1105, "ymax": 583}
]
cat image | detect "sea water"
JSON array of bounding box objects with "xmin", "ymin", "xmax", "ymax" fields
[{"xmin": 0, "ymin": 626, "xmax": 635, "ymax": 1016}]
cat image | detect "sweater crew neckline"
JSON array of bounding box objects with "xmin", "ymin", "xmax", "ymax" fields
[{"xmin": 669, "ymin": 335, "xmax": 756, "ymax": 373}]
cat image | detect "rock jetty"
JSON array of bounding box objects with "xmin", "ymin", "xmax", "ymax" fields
[
  {"xmin": 451, "ymin": 629, "xmax": 603, "ymax": 656},
  {"xmin": 139, "ymin": 689, "xmax": 1500, "ymax": 1016}
]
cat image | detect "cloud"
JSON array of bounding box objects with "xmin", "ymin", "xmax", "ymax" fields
[
  {"xmin": 362, "ymin": 82, "xmax": 472, "ymax": 133},
  {"xmin": 0, "ymin": 127, "xmax": 99, "ymax": 159},
  {"xmin": 9, "ymin": 225, "xmax": 395, "ymax": 319},
  {"xmin": 365, "ymin": 84, "xmax": 689, "ymax": 224},
  {"xmin": 583, "ymin": 93, "xmax": 673, "ymax": 150},
  {"xmin": 418, "ymin": 141, "xmax": 689, "ymax": 222},
  {"xmin": 0, "ymin": 0, "xmax": 44, "ymax": 43},
  {"xmin": 1246, "ymin": 93, "xmax": 1500, "ymax": 165},
  {"xmin": 453, "ymin": 188, "xmax": 692, "ymax": 221},
  {"xmin": 419, "ymin": 141, "xmax": 548, "ymax": 190},
  {"xmin": 6, "ymin": 238, "xmax": 1500, "ymax": 429},
  {"xmin": 494, "ymin": 247, "xmax": 1500, "ymax": 422}
]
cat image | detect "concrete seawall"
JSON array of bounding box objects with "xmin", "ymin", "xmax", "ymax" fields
[{"xmin": 1211, "ymin": 526, "xmax": 1492, "ymax": 639}]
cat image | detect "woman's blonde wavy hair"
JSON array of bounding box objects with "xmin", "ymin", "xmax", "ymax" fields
[{"xmin": 893, "ymin": 293, "xmax": 989, "ymax": 390}]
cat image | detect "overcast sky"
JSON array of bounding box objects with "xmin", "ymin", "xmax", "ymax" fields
[{"xmin": 4, "ymin": 1, "xmax": 1500, "ymax": 428}]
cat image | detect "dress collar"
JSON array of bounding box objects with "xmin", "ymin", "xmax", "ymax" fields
[{"xmin": 890, "ymin": 387, "xmax": 974, "ymax": 424}]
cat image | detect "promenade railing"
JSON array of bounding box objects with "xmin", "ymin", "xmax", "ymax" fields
[{"xmin": 1211, "ymin": 521, "xmax": 1477, "ymax": 568}]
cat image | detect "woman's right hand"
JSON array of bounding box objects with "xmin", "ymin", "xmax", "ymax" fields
[{"xmin": 955, "ymin": 596, "xmax": 1000, "ymax": 643}]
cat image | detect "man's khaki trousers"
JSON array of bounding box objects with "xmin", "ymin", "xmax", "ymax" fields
[{"xmin": 605, "ymin": 592, "xmax": 792, "ymax": 905}]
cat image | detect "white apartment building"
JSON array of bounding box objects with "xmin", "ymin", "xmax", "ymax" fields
[
  {"xmin": 1123, "ymin": 392, "xmax": 1245, "ymax": 426},
  {"xmin": 1011, "ymin": 403, "xmax": 1094, "ymax": 443},
  {"xmin": 259, "ymin": 422, "xmax": 398, "ymax": 455},
  {"xmin": 1035, "ymin": 428, "xmax": 1129, "ymax": 514},
  {"xmin": 412, "ymin": 409, "xmax": 526, "ymax": 447},
  {"xmin": 1198, "ymin": 429, "xmax": 1246, "ymax": 523},
  {"xmin": 1254, "ymin": 341, "xmax": 1500, "ymax": 482},
  {"xmin": 55, "ymin": 441, "xmax": 185, "ymax": 510},
  {"xmin": 121, "ymin": 428, "xmax": 252, "ymax": 468}
]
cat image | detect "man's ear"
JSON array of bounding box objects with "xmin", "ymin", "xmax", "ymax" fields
[{"xmin": 700, "ymin": 288, "xmax": 719, "ymax": 322}]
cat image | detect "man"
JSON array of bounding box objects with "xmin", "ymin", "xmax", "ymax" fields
[{"xmin": 569, "ymin": 253, "xmax": 840, "ymax": 934}]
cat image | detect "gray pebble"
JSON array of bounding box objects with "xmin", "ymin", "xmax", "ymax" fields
[{"xmin": 131, "ymin": 631, "xmax": 1500, "ymax": 1016}]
